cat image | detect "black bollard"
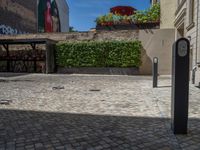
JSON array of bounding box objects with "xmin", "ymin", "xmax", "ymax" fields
[
  {"xmin": 171, "ymin": 38, "xmax": 190, "ymax": 134},
  {"xmin": 153, "ymin": 57, "xmax": 158, "ymax": 88},
  {"xmin": 192, "ymin": 66, "xmax": 197, "ymax": 84}
]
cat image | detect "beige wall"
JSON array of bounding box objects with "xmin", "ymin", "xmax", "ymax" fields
[
  {"xmin": 160, "ymin": 0, "xmax": 176, "ymax": 29},
  {"xmin": 139, "ymin": 29, "xmax": 175, "ymax": 75}
]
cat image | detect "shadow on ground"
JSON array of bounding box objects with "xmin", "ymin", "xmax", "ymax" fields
[
  {"xmin": 157, "ymin": 85, "xmax": 172, "ymax": 88},
  {"xmin": 0, "ymin": 73, "xmax": 29, "ymax": 78},
  {"xmin": 0, "ymin": 109, "xmax": 199, "ymax": 150}
]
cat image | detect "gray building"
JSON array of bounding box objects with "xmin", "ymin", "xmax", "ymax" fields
[
  {"xmin": 0, "ymin": 0, "xmax": 69, "ymax": 35},
  {"xmin": 55, "ymin": 0, "xmax": 69, "ymax": 33}
]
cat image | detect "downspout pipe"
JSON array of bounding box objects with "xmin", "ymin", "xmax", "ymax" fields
[
  {"xmin": 196, "ymin": 0, "xmax": 199, "ymax": 65},
  {"xmin": 36, "ymin": 0, "xmax": 39, "ymax": 33},
  {"xmin": 193, "ymin": 0, "xmax": 200, "ymax": 85},
  {"xmin": 192, "ymin": 66, "xmax": 197, "ymax": 84}
]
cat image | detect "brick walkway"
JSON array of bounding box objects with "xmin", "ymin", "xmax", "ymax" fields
[{"xmin": 0, "ymin": 74, "xmax": 199, "ymax": 150}]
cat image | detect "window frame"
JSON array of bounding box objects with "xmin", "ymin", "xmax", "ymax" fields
[{"xmin": 187, "ymin": 0, "xmax": 195, "ymax": 31}]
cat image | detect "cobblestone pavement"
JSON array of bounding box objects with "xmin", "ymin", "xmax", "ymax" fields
[{"xmin": 0, "ymin": 73, "xmax": 199, "ymax": 150}]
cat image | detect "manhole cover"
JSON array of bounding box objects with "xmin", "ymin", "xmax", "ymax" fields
[
  {"xmin": 52, "ymin": 86, "xmax": 65, "ymax": 90},
  {"xmin": 89, "ymin": 89, "xmax": 101, "ymax": 92},
  {"xmin": 0, "ymin": 100, "xmax": 12, "ymax": 105}
]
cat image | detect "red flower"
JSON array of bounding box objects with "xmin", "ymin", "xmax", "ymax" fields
[{"xmin": 110, "ymin": 6, "xmax": 137, "ymax": 16}]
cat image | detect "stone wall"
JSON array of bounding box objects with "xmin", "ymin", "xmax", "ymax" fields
[
  {"xmin": 0, "ymin": 29, "xmax": 175, "ymax": 75},
  {"xmin": 0, "ymin": 30, "xmax": 139, "ymax": 41}
]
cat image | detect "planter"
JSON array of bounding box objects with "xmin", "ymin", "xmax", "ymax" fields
[
  {"xmin": 135, "ymin": 22, "xmax": 160, "ymax": 29},
  {"xmin": 57, "ymin": 67, "xmax": 139, "ymax": 75},
  {"xmin": 96, "ymin": 23, "xmax": 138, "ymax": 31},
  {"xmin": 121, "ymin": 20, "xmax": 130, "ymax": 25},
  {"xmin": 101, "ymin": 22, "xmax": 114, "ymax": 26},
  {"xmin": 96, "ymin": 21, "xmax": 160, "ymax": 30}
]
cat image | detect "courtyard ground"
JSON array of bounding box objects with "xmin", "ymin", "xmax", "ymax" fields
[{"xmin": 0, "ymin": 73, "xmax": 199, "ymax": 150}]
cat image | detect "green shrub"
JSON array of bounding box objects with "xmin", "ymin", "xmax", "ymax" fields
[
  {"xmin": 56, "ymin": 41, "xmax": 142, "ymax": 68},
  {"xmin": 134, "ymin": 3, "xmax": 160, "ymax": 23}
]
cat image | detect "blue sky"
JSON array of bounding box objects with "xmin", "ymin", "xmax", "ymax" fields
[{"xmin": 67, "ymin": 0, "xmax": 151, "ymax": 31}]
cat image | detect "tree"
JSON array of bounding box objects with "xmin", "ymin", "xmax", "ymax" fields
[{"xmin": 69, "ymin": 26, "xmax": 77, "ymax": 32}]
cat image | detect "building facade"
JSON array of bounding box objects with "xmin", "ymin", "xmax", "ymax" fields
[
  {"xmin": 0, "ymin": 0, "xmax": 69, "ymax": 35},
  {"xmin": 174, "ymin": 0, "xmax": 200, "ymax": 85},
  {"xmin": 160, "ymin": 0, "xmax": 176, "ymax": 29},
  {"xmin": 153, "ymin": 0, "xmax": 200, "ymax": 84},
  {"xmin": 152, "ymin": 0, "xmax": 176, "ymax": 29}
]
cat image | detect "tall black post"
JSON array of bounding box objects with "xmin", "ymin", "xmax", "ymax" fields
[
  {"xmin": 192, "ymin": 66, "xmax": 197, "ymax": 84},
  {"xmin": 153, "ymin": 57, "xmax": 158, "ymax": 88},
  {"xmin": 171, "ymin": 38, "xmax": 190, "ymax": 134}
]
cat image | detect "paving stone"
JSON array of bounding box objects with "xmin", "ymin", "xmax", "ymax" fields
[
  {"xmin": 0, "ymin": 74, "xmax": 199, "ymax": 149},
  {"xmin": 34, "ymin": 143, "xmax": 43, "ymax": 148}
]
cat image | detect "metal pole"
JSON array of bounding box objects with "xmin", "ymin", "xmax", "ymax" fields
[
  {"xmin": 3, "ymin": 44, "xmax": 10, "ymax": 72},
  {"xmin": 153, "ymin": 57, "xmax": 158, "ymax": 88}
]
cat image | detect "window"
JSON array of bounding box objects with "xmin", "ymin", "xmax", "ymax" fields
[
  {"xmin": 187, "ymin": 0, "xmax": 195, "ymax": 30},
  {"xmin": 178, "ymin": 0, "xmax": 181, "ymax": 6},
  {"xmin": 189, "ymin": 0, "xmax": 195, "ymax": 23}
]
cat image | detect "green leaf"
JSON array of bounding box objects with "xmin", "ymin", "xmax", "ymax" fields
[{"xmin": 56, "ymin": 41, "xmax": 142, "ymax": 68}]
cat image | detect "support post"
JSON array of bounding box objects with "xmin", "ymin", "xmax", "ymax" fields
[
  {"xmin": 46, "ymin": 41, "xmax": 56, "ymax": 74},
  {"xmin": 3, "ymin": 44, "xmax": 10, "ymax": 72},
  {"xmin": 171, "ymin": 38, "xmax": 190, "ymax": 134},
  {"xmin": 192, "ymin": 66, "xmax": 197, "ymax": 84},
  {"xmin": 153, "ymin": 57, "xmax": 158, "ymax": 88},
  {"xmin": 31, "ymin": 43, "xmax": 37, "ymax": 72}
]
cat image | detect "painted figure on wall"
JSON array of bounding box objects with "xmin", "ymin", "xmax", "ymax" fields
[
  {"xmin": 45, "ymin": 0, "xmax": 53, "ymax": 32},
  {"xmin": 51, "ymin": 0, "xmax": 60, "ymax": 32},
  {"xmin": 38, "ymin": 0, "xmax": 60, "ymax": 33}
]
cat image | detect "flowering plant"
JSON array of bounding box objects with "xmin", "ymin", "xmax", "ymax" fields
[
  {"xmin": 134, "ymin": 3, "xmax": 160, "ymax": 23},
  {"xmin": 95, "ymin": 3, "xmax": 160, "ymax": 26}
]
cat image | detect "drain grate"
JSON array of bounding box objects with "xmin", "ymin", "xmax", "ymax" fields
[
  {"xmin": 52, "ymin": 86, "xmax": 65, "ymax": 90},
  {"xmin": 89, "ymin": 89, "xmax": 101, "ymax": 92},
  {"xmin": 0, "ymin": 100, "xmax": 12, "ymax": 105}
]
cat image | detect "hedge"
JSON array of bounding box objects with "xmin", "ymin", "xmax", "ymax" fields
[{"xmin": 56, "ymin": 41, "xmax": 142, "ymax": 68}]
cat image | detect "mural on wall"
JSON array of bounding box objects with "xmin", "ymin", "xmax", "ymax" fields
[
  {"xmin": 0, "ymin": 24, "xmax": 27, "ymax": 35},
  {"xmin": 38, "ymin": 0, "xmax": 60, "ymax": 33}
]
